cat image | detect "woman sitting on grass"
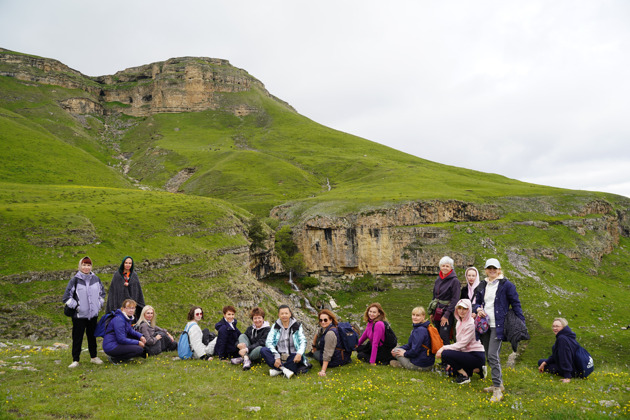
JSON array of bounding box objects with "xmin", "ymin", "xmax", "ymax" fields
[
  {"xmin": 538, "ymin": 318, "xmax": 589, "ymax": 383},
  {"xmin": 390, "ymin": 306, "xmax": 435, "ymax": 371},
  {"xmin": 214, "ymin": 305, "xmax": 241, "ymax": 360},
  {"xmin": 134, "ymin": 305, "xmax": 177, "ymax": 356},
  {"xmin": 261, "ymin": 305, "xmax": 309, "ymax": 378},
  {"xmin": 102, "ymin": 299, "xmax": 146, "ymax": 364},
  {"xmin": 231, "ymin": 307, "xmax": 270, "ymax": 370},
  {"xmin": 185, "ymin": 306, "xmax": 214, "ymax": 360},
  {"xmin": 436, "ymin": 299, "xmax": 485, "ymax": 384},
  {"xmin": 312, "ymin": 309, "xmax": 352, "ymax": 376},
  {"xmin": 356, "ymin": 302, "xmax": 395, "ymax": 365}
]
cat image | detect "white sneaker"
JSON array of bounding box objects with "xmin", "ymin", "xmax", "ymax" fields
[
  {"xmin": 282, "ymin": 367, "xmax": 294, "ymax": 379},
  {"xmin": 269, "ymin": 369, "xmax": 283, "ymax": 377},
  {"xmin": 91, "ymin": 357, "xmax": 104, "ymax": 365},
  {"xmin": 68, "ymin": 361, "xmax": 79, "ymax": 368}
]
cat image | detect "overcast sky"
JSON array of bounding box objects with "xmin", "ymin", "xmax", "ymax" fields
[{"xmin": 2, "ymin": 0, "xmax": 629, "ymax": 198}]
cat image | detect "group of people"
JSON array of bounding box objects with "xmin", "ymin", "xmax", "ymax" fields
[{"xmin": 63, "ymin": 255, "xmax": 592, "ymax": 401}]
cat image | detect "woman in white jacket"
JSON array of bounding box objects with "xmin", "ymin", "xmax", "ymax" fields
[{"xmin": 185, "ymin": 306, "xmax": 214, "ymax": 360}]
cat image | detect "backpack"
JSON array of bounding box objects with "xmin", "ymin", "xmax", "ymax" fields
[
  {"xmin": 422, "ymin": 323, "xmax": 443, "ymax": 354},
  {"xmin": 372, "ymin": 320, "xmax": 397, "ymax": 349},
  {"xmin": 574, "ymin": 345, "xmax": 594, "ymax": 378},
  {"xmin": 178, "ymin": 322, "xmax": 195, "ymax": 360},
  {"xmin": 336, "ymin": 322, "xmax": 359, "ymax": 353},
  {"xmin": 94, "ymin": 311, "xmax": 116, "ymax": 338}
]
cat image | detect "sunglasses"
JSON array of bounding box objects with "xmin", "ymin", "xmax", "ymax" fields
[
  {"xmin": 319, "ymin": 318, "xmax": 330, "ymax": 323},
  {"xmin": 195, "ymin": 311, "xmax": 203, "ymax": 316}
]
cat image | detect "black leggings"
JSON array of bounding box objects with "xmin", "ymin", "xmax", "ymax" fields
[{"xmin": 71, "ymin": 317, "xmax": 98, "ymax": 362}]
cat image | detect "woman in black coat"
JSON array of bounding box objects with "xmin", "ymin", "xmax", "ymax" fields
[
  {"xmin": 106, "ymin": 256, "xmax": 145, "ymax": 319},
  {"xmin": 538, "ymin": 318, "xmax": 582, "ymax": 383}
]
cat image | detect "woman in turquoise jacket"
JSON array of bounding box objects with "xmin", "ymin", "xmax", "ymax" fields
[{"xmin": 261, "ymin": 305, "xmax": 309, "ymax": 378}]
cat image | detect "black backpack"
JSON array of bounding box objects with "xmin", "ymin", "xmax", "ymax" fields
[{"xmin": 372, "ymin": 320, "xmax": 397, "ymax": 349}]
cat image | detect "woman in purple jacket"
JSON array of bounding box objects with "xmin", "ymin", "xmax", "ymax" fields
[
  {"xmin": 102, "ymin": 299, "xmax": 146, "ymax": 364},
  {"xmin": 356, "ymin": 303, "xmax": 395, "ymax": 365}
]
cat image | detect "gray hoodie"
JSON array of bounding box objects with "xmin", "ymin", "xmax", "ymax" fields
[{"xmin": 62, "ymin": 258, "xmax": 105, "ymax": 319}]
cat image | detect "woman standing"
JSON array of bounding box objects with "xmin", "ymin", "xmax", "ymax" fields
[
  {"xmin": 429, "ymin": 256, "xmax": 461, "ymax": 346},
  {"xmin": 261, "ymin": 305, "xmax": 309, "ymax": 378},
  {"xmin": 436, "ymin": 299, "xmax": 485, "ymax": 384},
  {"xmin": 62, "ymin": 256, "xmax": 106, "ymax": 368},
  {"xmin": 473, "ymin": 258, "xmax": 526, "ymax": 402},
  {"xmin": 135, "ymin": 305, "xmax": 178, "ymax": 356},
  {"xmin": 102, "ymin": 299, "xmax": 146, "ymax": 363},
  {"xmin": 312, "ymin": 309, "xmax": 351, "ymax": 376},
  {"xmin": 356, "ymin": 303, "xmax": 395, "ymax": 365},
  {"xmin": 538, "ymin": 318, "xmax": 589, "ymax": 382},
  {"xmin": 460, "ymin": 267, "xmax": 480, "ymax": 305},
  {"xmin": 106, "ymin": 256, "xmax": 145, "ymax": 320}
]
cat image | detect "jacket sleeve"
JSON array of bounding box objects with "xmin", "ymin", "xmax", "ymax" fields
[
  {"xmin": 188, "ymin": 324, "xmax": 207, "ymax": 359},
  {"xmin": 403, "ymin": 328, "xmax": 426, "ymax": 359},
  {"xmin": 358, "ymin": 327, "xmax": 369, "ymax": 346},
  {"xmin": 137, "ymin": 322, "xmax": 158, "ymax": 346},
  {"xmin": 506, "ymin": 281, "xmax": 525, "ymax": 322},
  {"xmin": 113, "ymin": 318, "xmax": 141, "ymax": 346},
  {"xmin": 369, "ymin": 321, "xmax": 386, "ymax": 364},
  {"xmin": 97, "ymin": 277, "xmax": 105, "ymax": 310},
  {"xmin": 444, "ymin": 279, "xmax": 461, "ymax": 319},
  {"xmin": 62, "ymin": 277, "xmax": 78, "ymax": 307},
  {"xmin": 215, "ymin": 324, "xmax": 228, "ymax": 358},
  {"xmin": 265, "ymin": 327, "xmax": 280, "ymax": 358},
  {"xmin": 295, "ymin": 325, "xmax": 307, "ymax": 355}
]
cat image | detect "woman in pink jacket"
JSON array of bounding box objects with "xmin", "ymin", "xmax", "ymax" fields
[
  {"xmin": 436, "ymin": 299, "xmax": 485, "ymax": 384},
  {"xmin": 356, "ymin": 302, "xmax": 395, "ymax": 365}
]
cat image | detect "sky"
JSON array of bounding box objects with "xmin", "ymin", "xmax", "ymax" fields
[{"xmin": 1, "ymin": 0, "xmax": 629, "ymax": 198}]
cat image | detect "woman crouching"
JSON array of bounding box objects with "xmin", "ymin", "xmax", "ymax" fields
[{"xmin": 103, "ymin": 299, "xmax": 146, "ymax": 363}]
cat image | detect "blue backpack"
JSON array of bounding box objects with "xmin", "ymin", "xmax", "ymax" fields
[
  {"xmin": 94, "ymin": 311, "xmax": 116, "ymax": 338},
  {"xmin": 178, "ymin": 322, "xmax": 195, "ymax": 360},
  {"xmin": 336, "ymin": 322, "xmax": 359, "ymax": 353},
  {"xmin": 574, "ymin": 345, "xmax": 594, "ymax": 378}
]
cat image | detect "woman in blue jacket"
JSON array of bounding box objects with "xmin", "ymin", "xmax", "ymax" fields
[
  {"xmin": 538, "ymin": 318, "xmax": 582, "ymax": 383},
  {"xmin": 62, "ymin": 256, "xmax": 106, "ymax": 368},
  {"xmin": 390, "ymin": 306, "xmax": 435, "ymax": 371},
  {"xmin": 261, "ymin": 305, "xmax": 309, "ymax": 378},
  {"xmin": 102, "ymin": 299, "xmax": 146, "ymax": 363},
  {"xmin": 214, "ymin": 305, "xmax": 241, "ymax": 360},
  {"xmin": 473, "ymin": 258, "xmax": 525, "ymax": 402}
]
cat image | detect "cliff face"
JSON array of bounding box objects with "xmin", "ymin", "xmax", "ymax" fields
[
  {"xmin": 274, "ymin": 199, "xmax": 627, "ymax": 276},
  {"xmin": 0, "ymin": 49, "xmax": 290, "ymax": 117}
]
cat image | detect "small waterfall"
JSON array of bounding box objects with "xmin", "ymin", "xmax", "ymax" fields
[
  {"xmin": 288, "ymin": 271, "xmax": 316, "ymax": 313},
  {"xmin": 326, "ymin": 178, "xmax": 331, "ymax": 191}
]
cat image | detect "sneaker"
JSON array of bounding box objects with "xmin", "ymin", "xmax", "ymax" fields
[
  {"xmin": 107, "ymin": 356, "xmax": 120, "ymax": 365},
  {"xmin": 389, "ymin": 360, "xmax": 402, "ymax": 368},
  {"xmin": 282, "ymin": 367, "xmax": 294, "ymax": 379},
  {"xmin": 456, "ymin": 374, "xmax": 471, "ymax": 385},
  {"xmin": 242, "ymin": 358, "xmax": 251, "ymax": 370},
  {"xmin": 483, "ymin": 384, "xmax": 504, "ymax": 393},
  {"xmin": 269, "ymin": 369, "xmax": 283, "ymax": 377},
  {"xmin": 481, "ymin": 365, "xmax": 487, "ymax": 379},
  {"xmin": 231, "ymin": 357, "xmax": 244, "ymax": 365},
  {"xmin": 90, "ymin": 357, "xmax": 103, "ymax": 365},
  {"xmin": 491, "ymin": 387, "xmax": 504, "ymax": 402},
  {"xmin": 68, "ymin": 361, "xmax": 79, "ymax": 368}
]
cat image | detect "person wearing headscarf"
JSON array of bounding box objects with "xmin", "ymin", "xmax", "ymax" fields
[
  {"xmin": 62, "ymin": 256, "xmax": 106, "ymax": 368},
  {"xmin": 106, "ymin": 256, "xmax": 145, "ymax": 319}
]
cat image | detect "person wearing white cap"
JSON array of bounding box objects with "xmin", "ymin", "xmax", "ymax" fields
[{"xmin": 472, "ymin": 258, "xmax": 525, "ymax": 403}]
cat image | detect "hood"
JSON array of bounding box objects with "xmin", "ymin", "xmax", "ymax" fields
[
  {"xmin": 118, "ymin": 256, "xmax": 135, "ymax": 274},
  {"xmin": 115, "ymin": 308, "xmax": 133, "ymax": 323},
  {"xmin": 275, "ymin": 317, "xmax": 296, "ymax": 330},
  {"xmin": 253, "ymin": 320, "xmax": 270, "ymax": 330},
  {"xmin": 454, "ymin": 299, "xmax": 473, "ymax": 323},
  {"xmin": 556, "ymin": 325, "xmax": 577, "ymax": 340}
]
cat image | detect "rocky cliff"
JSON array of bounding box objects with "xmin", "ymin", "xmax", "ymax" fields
[{"xmin": 0, "ymin": 48, "xmax": 293, "ymax": 117}]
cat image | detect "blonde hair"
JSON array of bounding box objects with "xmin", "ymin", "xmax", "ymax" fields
[
  {"xmin": 411, "ymin": 306, "xmax": 426, "ymax": 319},
  {"xmin": 553, "ymin": 317, "xmax": 568, "ymax": 328},
  {"xmin": 137, "ymin": 305, "xmax": 156, "ymax": 327}
]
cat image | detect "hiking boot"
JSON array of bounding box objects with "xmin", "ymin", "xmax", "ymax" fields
[
  {"xmin": 389, "ymin": 360, "xmax": 402, "ymax": 368},
  {"xmin": 231, "ymin": 357, "xmax": 244, "ymax": 365},
  {"xmin": 483, "ymin": 384, "xmax": 504, "ymax": 393},
  {"xmin": 242, "ymin": 358, "xmax": 252, "ymax": 370},
  {"xmin": 282, "ymin": 367, "xmax": 294, "ymax": 379},
  {"xmin": 269, "ymin": 369, "xmax": 283, "ymax": 377},
  {"xmin": 91, "ymin": 357, "xmax": 103, "ymax": 365},
  {"xmin": 68, "ymin": 361, "xmax": 79, "ymax": 368},
  {"xmin": 491, "ymin": 387, "xmax": 504, "ymax": 402},
  {"xmin": 456, "ymin": 374, "xmax": 471, "ymax": 385}
]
